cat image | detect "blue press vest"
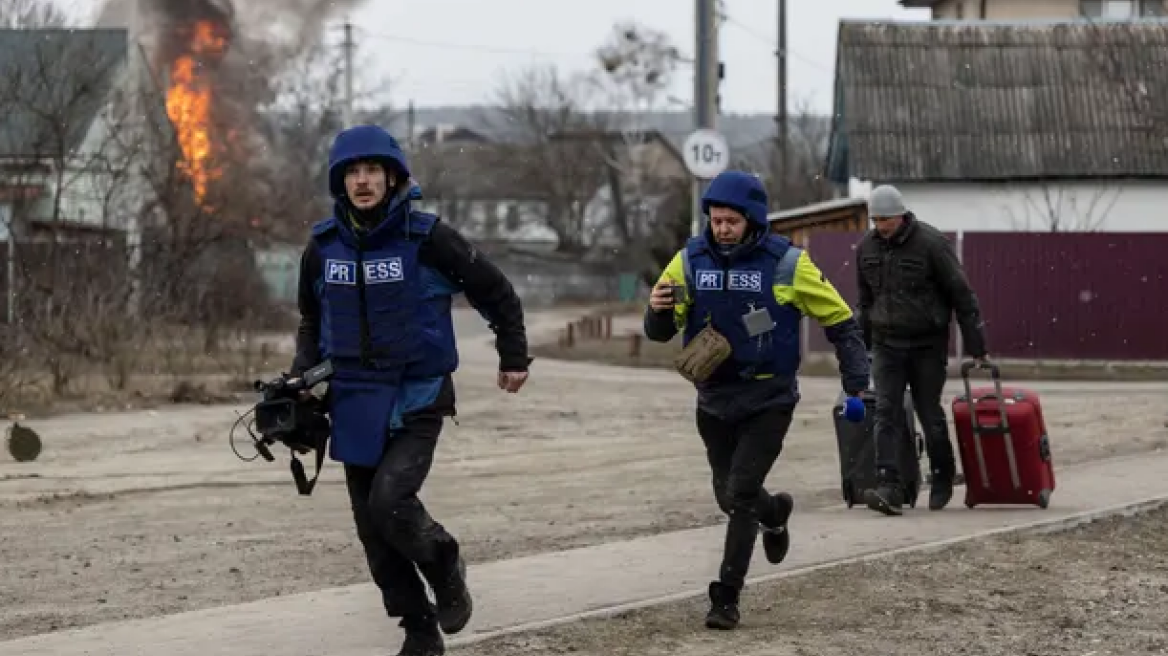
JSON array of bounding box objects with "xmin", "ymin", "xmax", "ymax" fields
[
  {"xmin": 680, "ymin": 234, "xmax": 803, "ymax": 383},
  {"xmin": 311, "ymin": 210, "xmax": 460, "ymax": 381}
]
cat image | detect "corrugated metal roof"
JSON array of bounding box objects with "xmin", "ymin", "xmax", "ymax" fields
[
  {"xmin": 0, "ymin": 28, "xmax": 128, "ymax": 158},
  {"xmin": 826, "ymin": 19, "xmax": 1168, "ymax": 182}
]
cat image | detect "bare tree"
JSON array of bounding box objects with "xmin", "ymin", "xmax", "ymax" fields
[
  {"xmin": 138, "ymin": 107, "xmax": 275, "ymax": 359},
  {"xmin": 407, "ymin": 138, "xmax": 494, "ymax": 234},
  {"xmin": 595, "ymin": 22, "xmax": 683, "ymax": 111},
  {"xmin": 0, "ymin": 322, "xmax": 32, "ymax": 408},
  {"xmin": 1002, "ymin": 183, "xmax": 1122, "ymax": 232},
  {"xmin": 589, "ymin": 21, "xmax": 692, "ymax": 282},
  {"xmin": 252, "ymin": 41, "xmax": 348, "ymax": 240},
  {"xmin": 2, "ymin": 29, "xmax": 153, "ymax": 393},
  {"xmin": 0, "ymin": 25, "xmax": 276, "ymax": 397},
  {"xmin": 736, "ymin": 98, "xmax": 834, "ymax": 211},
  {"xmin": 0, "ymin": 0, "xmax": 70, "ymax": 28},
  {"xmin": 482, "ymin": 65, "xmax": 608, "ymax": 254}
]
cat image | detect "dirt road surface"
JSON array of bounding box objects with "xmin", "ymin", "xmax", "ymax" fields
[
  {"xmin": 462, "ymin": 504, "xmax": 1168, "ymax": 656},
  {"xmin": 2, "ymin": 308, "xmax": 1166, "ymax": 639}
]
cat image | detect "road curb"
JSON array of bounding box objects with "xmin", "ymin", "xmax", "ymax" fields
[{"xmin": 450, "ymin": 492, "xmax": 1168, "ymax": 648}]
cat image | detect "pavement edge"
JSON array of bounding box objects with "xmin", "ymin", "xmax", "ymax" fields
[{"xmin": 450, "ymin": 493, "xmax": 1168, "ymax": 648}]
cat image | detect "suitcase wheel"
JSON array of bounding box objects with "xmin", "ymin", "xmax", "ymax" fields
[
  {"xmin": 965, "ymin": 500, "xmax": 976, "ymax": 509},
  {"xmin": 1037, "ymin": 489, "xmax": 1051, "ymax": 509}
]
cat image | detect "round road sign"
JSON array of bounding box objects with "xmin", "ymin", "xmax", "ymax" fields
[{"xmin": 682, "ymin": 128, "xmax": 730, "ymax": 179}]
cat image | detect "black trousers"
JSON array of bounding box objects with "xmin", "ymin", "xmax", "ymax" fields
[
  {"xmin": 697, "ymin": 403, "xmax": 794, "ymax": 591},
  {"xmin": 871, "ymin": 341, "xmax": 955, "ymax": 480},
  {"xmin": 343, "ymin": 405, "xmax": 456, "ymax": 624}
]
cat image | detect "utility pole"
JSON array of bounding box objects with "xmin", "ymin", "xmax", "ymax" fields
[
  {"xmin": 691, "ymin": 0, "xmax": 720, "ymax": 237},
  {"xmin": 407, "ymin": 100, "xmax": 416, "ymax": 150},
  {"xmin": 342, "ymin": 20, "xmax": 354, "ymax": 126},
  {"xmin": 2, "ymin": 205, "xmax": 13, "ymax": 325},
  {"xmin": 775, "ymin": 0, "xmax": 788, "ymax": 209},
  {"xmin": 124, "ymin": 0, "xmax": 146, "ymax": 316}
]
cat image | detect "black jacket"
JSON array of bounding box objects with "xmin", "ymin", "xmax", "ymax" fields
[
  {"xmin": 855, "ymin": 214, "xmax": 987, "ymax": 357},
  {"xmin": 290, "ymin": 220, "xmax": 530, "ymax": 376}
]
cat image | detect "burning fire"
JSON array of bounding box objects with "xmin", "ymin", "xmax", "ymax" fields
[{"xmin": 165, "ymin": 21, "xmax": 227, "ymax": 205}]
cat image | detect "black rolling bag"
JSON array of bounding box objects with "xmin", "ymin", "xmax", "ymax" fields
[{"xmin": 833, "ymin": 389, "xmax": 923, "ymax": 508}]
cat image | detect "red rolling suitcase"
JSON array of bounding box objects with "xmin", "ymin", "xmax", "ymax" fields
[{"xmin": 951, "ymin": 362, "xmax": 1055, "ymax": 509}]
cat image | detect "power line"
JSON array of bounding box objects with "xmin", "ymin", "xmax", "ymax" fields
[
  {"xmin": 722, "ymin": 14, "xmax": 832, "ymax": 73},
  {"xmin": 351, "ymin": 20, "xmax": 825, "ymax": 75}
]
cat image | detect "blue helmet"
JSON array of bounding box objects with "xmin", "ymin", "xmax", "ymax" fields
[
  {"xmin": 327, "ymin": 125, "xmax": 411, "ymax": 199},
  {"xmin": 701, "ymin": 170, "xmax": 769, "ymax": 228}
]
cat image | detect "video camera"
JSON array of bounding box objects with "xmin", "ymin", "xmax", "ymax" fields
[{"xmin": 232, "ymin": 359, "xmax": 334, "ymax": 495}]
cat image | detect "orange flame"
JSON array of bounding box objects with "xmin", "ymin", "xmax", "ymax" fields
[{"xmin": 166, "ymin": 21, "xmax": 226, "ymax": 205}]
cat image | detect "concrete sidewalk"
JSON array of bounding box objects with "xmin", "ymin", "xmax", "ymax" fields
[{"xmin": 5, "ymin": 451, "xmax": 1168, "ymax": 656}]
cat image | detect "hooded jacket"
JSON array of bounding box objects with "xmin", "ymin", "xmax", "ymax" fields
[
  {"xmin": 290, "ymin": 125, "xmax": 530, "ymax": 465},
  {"xmin": 644, "ymin": 170, "xmax": 869, "ymax": 419}
]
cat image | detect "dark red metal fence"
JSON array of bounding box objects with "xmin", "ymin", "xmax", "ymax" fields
[{"xmin": 804, "ymin": 231, "xmax": 1168, "ymax": 361}]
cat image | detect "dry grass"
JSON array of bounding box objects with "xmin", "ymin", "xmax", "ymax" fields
[{"xmin": 1, "ymin": 327, "xmax": 289, "ymax": 418}]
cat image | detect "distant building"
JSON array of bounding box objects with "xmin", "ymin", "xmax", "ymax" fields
[
  {"xmin": 826, "ymin": 18, "xmax": 1168, "ymax": 232},
  {"xmin": 900, "ymin": 0, "xmax": 1165, "ymax": 20}
]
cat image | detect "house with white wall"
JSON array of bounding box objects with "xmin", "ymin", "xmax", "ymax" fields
[
  {"xmin": 825, "ymin": 18, "xmax": 1168, "ymax": 232},
  {"xmin": 0, "ymin": 28, "xmax": 168, "ymax": 243},
  {"xmin": 0, "ymin": 28, "xmax": 175, "ymax": 319}
]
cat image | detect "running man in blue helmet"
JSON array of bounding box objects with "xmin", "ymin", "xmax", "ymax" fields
[
  {"xmin": 289, "ymin": 125, "xmax": 531, "ymax": 656},
  {"xmin": 644, "ymin": 170, "xmax": 869, "ymax": 630}
]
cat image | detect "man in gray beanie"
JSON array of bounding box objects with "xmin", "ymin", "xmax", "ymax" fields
[{"xmin": 855, "ymin": 184, "xmax": 988, "ymax": 516}]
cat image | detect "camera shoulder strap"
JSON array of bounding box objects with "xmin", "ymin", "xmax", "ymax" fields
[{"xmin": 289, "ymin": 443, "xmax": 327, "ymax": 496}]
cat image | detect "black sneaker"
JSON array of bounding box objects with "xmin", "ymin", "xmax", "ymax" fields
[
  {"xmin": 865, "ymin": 478, "xmax": 904, "ymax": 517},
  {"xmin": 397, "ymin": 618, "xmax": 444, "ymax": 656},
  {"xmin": 761, "ymin": 492, "xmax": 794, "ymax": 564},
  {"xmin": 704, "ymin": 581, "xmax": 740, "ymax": 630},
  {"xmin": 421, "ymin": 541, "xmax": 473, "ymax": 635}
]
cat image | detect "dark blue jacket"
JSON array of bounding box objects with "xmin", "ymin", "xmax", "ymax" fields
[{"xmin": 292, "ymin": 125, "xmax": 529, "ymax": 465}]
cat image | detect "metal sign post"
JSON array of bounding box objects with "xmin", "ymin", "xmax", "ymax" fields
[{"xmin": 683, "ymin": 128, "xmax": 730, "ymax": 236}]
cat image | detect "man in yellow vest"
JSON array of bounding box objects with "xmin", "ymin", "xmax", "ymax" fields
[{"xmin": 645, "ymin": 170, "xmax": 869, "ymax": 629}]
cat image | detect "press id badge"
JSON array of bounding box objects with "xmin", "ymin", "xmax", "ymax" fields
[{"xmin": 742, "ymin": 304, "xmax": 775, "ymax": 337}]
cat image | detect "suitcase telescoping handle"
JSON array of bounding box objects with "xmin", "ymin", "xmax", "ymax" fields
[{"xmin": 960, "ymin": 361, "xmax": 1022, "ymax": 491}]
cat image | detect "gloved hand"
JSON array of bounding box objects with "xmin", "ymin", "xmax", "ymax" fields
[{"xmin": 843, "ymin": 395, "xmax": 866, "ymax": 423}]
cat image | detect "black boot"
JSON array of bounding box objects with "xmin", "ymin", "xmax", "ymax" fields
[
  {"xmin": 761, "ymin": 492, "xmax": 794, "ymax": 565},
  {"xmin": 864, "ymin": 469, "xmax": 904, "ymax": 516},
  {"xmin": 397, "ymin": 617, "xmax": 444, "ymax": 656},
  {"xmin": 420, "ymin": 540, "xmax": 473, "ymax": 635},
  {"xmin": 704, "ymin": 581, "xmax": 741, "ymax": 630},
  {"xmin": 929, "ymin": 464, "xmax": 955, "ymax": 511}
]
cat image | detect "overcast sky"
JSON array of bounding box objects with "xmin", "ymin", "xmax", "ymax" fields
[{"xmin": 69, "ymin": 0, "xmax": 929, "ymax": 115}]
